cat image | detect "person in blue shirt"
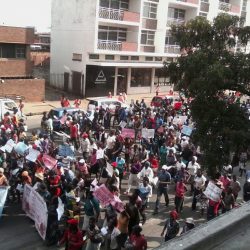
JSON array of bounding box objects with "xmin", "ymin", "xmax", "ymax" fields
[{"xmin": 116, "ymin": 155, "xmax": 126, "ymax": 189}]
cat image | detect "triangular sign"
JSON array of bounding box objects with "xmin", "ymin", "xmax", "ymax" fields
[{"xmin": 95, "ymin": 70, "xmax": 107, "ymax": 84}]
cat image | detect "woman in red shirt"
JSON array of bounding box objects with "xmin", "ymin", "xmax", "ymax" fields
[
  {"xmin": 130, "ymin": 225, "xmax": 147, "ymax": 250},
  {"xmin": 175, "ymin": 178, "xmax": 187, "ymax": 213},
  {"xmin": 59, "ymin": 219, "xmax": 83, "ymax": 250}
]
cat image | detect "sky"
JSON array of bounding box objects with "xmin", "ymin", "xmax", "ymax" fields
[{"xmin": 0, "ymin": 0, "xmax": 51, "ymax": 32}]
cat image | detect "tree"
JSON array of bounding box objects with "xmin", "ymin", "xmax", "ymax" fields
[{"xmin": 164, "ymin": 14, "xmax": 250, "ymax": 178}]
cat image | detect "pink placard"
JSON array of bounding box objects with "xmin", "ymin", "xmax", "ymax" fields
[
  {"xmin": 121, "ymin": 128, "xmax": 135, "ymax": 139},
  {"xmin": 42, "ymin": 154, "xmax": 57, "ymax": 170}
]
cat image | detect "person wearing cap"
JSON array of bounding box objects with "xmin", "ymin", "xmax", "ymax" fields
[
  {"xmin": 77, "ymin": 158, "xmax": 89, "ymax": 177},
  {"xmin": 0, "ymin": 167, "xmax": 8, "ymax": 186},
  {"xmin": 181, "ymin": 218, "xmax": 195, "ymax": 234},
  {"xmin": 153, "ymin": 165, "xmax": 171, "ymax": 215},
  {"xmin": 80, "ymin": 133, "xmax": 90, "ymax": 161},
  {"xmin": 129, "ymin": 225, "xmax": 147, "ymax": 250},
  {"xmin": 59, "ymin": 219, "xmax": 83, "ymax": 250},
  {"xmin": 161, "ymin": 210, "xmax": 180, "ymax": 242}
]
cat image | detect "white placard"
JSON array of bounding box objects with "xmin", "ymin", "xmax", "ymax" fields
[{"xmin": 203, "ymin": 181, "xmax": 222, "ymax": 202}]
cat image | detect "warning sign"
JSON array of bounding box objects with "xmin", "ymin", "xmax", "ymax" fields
[{"xmin": 95, "ymin": 70, "xmax": 107, "ymax": 84}]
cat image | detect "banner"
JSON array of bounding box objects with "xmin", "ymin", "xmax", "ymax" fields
[
  {"xmin": 203, "ymin": 181, "xmax": 223, "ymax": 202},
  {"xmin": 181, "ymin": 125, "xmax": 193, "ymax": 136},
  {"xmin": 22, "ymin": 185, "xmax": 48, "ymax": 240},
  {"xmin": 58, "ymin": 144, "xmax": 74, "ymax": 157},
  {"xmin": 0, "ymin": 186, "xmax": 9, "ymax": 218},
  {"xmin": 42, "ymin": 154, "xmax": 57, "ymax": 170},
  {"xmin": 121, "ymin": 128, "xmax": 135, "ymax": 139},
  {"xmin": 26, "ymin": 148, "xmax": 40, "ymax": 162},
  {"xmin": 141, "ymin": 128, "xmax": 155, "ymax": 139}
]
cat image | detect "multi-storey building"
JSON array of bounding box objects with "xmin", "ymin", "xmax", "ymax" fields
[
  {"xmin": 50, "ymin": 0, "xmax": 250, "ymax": 97},
  {"xmin": 0, "ymin": 26, "xmax": 45, "ymax": 101}
]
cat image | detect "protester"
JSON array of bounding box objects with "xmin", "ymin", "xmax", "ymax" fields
[{"xmin": 181, "ymin": 218, "xmax": 195, "ymax": 234}]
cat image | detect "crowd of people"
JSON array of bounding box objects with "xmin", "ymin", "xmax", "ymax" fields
[{"xmin": 0, "ymin": 91, "xmax": 249, "ymax": 250}]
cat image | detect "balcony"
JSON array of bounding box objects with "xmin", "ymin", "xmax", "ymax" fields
[
  {"xmin": 167, "ymin": 18, "xmax": 185, "ymax": 26},
  {"xmin": 99, "ymin": 7, "xmax": 140, "ymax": 23},
  {"xmin": 165, "ymin": 45, "xmax": 181, "ymax": 54},
  {"xmin": 176, "ymin": 0, "xmax": 199, "ymax": 4},
  {"xmin": 219, "ymin": 2, "xmax": 240, "ymax": 14},
  {"xmin": 97, "ymin": 40, "xmax": 137, "ymax": 52}
]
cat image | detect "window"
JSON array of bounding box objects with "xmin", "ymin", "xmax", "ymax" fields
[
  {"xmin": 242, "ymin": 0, "xmax": 247, "ymax": 12},
  {"xmin": 141, "ymin": 30, "xmax": 155, "ymax": 45},
  {"xmin": 72, "ymin": 53, "xmax": 82, "ymax": 61},
  {"xmin": 131, "ymin": 68, "xmax": 151, "ymax": 87},
  {"xmin": 155, "ymin": 57, "xmax": 162, "ymax": 61},
  {"xmin": 165, "ymin": 32, "xmax": 178, "ymax": 45},
  {"xmin": 100, "ymin": 0, "xmax": 129, "ymax": 10},
  {"xmin": 131, "ymin": 56, "xmax": 139, "ymax": 60},
  {"xmin": 16, "ymin": 45, "xmax": 26, "ymax": 58},
  {"xmin": 120, "ymin": 55, "xmax": 129, "ymax": 60},
  {"xmin": 143, "ymin": 2, "xmax": 158, "ymax": 19},
  {"xmin": 105, "ymin": 55, "xmax": 115, "ymax": 60},
  {"xmin": 98, "ymin": 26, "xmax": 127, "ymax": 41},
  {"xmin": 89, "ymin": 54, "xmax": 100, "ymax": 59},
  {"xmin": 145, "ymin": 56, "xmax": 153, "ymax": 61},
  {"xmin": 199, "ymin": 12, "xmax": 208, "ymax": 17},
  {"xmin": 200, "ymin": 0, "xmax": 209, "ymax": 3},
  {"xmin": 168, "ymin": 8, "xmax": 185, "ymax": 19}
]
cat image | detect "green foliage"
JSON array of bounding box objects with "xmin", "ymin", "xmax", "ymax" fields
[{"xmin": 164, "ymin": 14, "xmax": 250, "ymax": 177}]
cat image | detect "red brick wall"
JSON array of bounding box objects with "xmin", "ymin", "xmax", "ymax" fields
[
  {"xmin": 123, "ymin": 11, "xmax": 140, "ymax": 23},
  {"xmin": 0, "ymin": 26, "xmax": 34, "ymax": 44},
  {"xmin": 30, "ymin": 52, "xmax": 50, "ymax": 66},
  {"xmin": 0, "ymin": 59, "xmax": 32, "ymax": 77},
  {"xmin": 142, "ymin": 19, "xmax": 157, "ymax": 30},
  {"xmin": 0, "ymin": 79, "xmax": 45, "ymax": 101}
]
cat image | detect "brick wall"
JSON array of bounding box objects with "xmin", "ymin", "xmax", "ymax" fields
[
  {"xmin": 0, "ymin": 79, "xmax": 45, "ymax": 101},
  {"xmin": 142, "ymin": 18, "xmax": 157, "ymax": 30},
  {"xmin": 123, "ymin": 11, "xmax": 140, "ymax": 23},
  {"xmin": 0, "ymin": 59, "xmax": 32, "ymax": 77},
  {"xmin": 30, "ymin": 52, "xmax": 50, "ymax": 66},
  {"xmin": 0, "ymin": 26, "xmax": 34, "ymax": 44}
]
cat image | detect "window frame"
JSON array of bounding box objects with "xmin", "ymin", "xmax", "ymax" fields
[
  {"xmin": 143, "ymin": 2, "xmax": 158, "ymax": 19},
  {"xmin": 141, "ymin": 30, "xmax": 155, "ymax": 46}
]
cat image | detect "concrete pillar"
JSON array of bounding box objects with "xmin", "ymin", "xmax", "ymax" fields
[
  {"xmin": 127, "ymin": 67, "xmax": 131, "ymax": 94},
  {"xmin": 150, "ymin": 68, "xmax": 156, "ymax": 93},
  {"xmin": 114, "ymin": 67, "xmax": 118, "ymax": 96}
]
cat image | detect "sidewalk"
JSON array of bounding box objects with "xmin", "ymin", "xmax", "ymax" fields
[{"xmin": 23, "ymin": 89, "xmax": 172, "ymax": 116}]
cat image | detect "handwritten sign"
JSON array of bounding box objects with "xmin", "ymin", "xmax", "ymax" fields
[
  {"xmin": 181, "ymin": 125, "xmax": 193, "ymax": 136},
  {"xmin": 4, "ymin": 139, "xmax": 16, "ymax": 153},
  {"xmin": 106, "ymin": 162, "xmax": 114, "ymax": 176},
  {"xmin": 26, "ymin": 148, "xmax": 40, "ymax": 162},
  {"xmin": 121, "ymin": 128, "xmax": 135, "ymax": 139},
  {"xmin": 93, "ymin": 184, "xmax": 114, "ymax": 207},
  {"xmin": 119, "ymin": 121, "xmax": 127, "ymax": 128},
  {"xmin": 58, "ymin": 145, "xmax": 74, "ymax": 157},
  {"xmin": 141, "ymin": 128, "xmax": 155, "ymax": 139},
  {"xmin": 203, "ymin": 181, "xmax": 222, "ymax": 202},
  {"xmin": 42, "ymin": 154, "xmax": 57, "ymax": 170}
]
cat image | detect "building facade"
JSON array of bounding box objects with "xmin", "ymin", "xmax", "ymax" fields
[
  {"xmin": 0, "ymin": 26, "xmax": 45, "ymax": 101},
  {"xmin": 50, "ymin": 0, "xmax": 250, "ymax": 98}
]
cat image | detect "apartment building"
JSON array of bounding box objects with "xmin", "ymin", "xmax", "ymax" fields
[
  {"xmin": 0, "ymin": 26, "xmax": 45, "ymax": 101},
  {"xmin": 50, "ymin": 0, "xmax": 250, "ymax": 97}
]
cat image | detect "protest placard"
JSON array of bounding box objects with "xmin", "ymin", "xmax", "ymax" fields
[
  {"xmin": 141, "ymin": 128, "xmax": 155, "ymax": 139},
  {"xmin": 42, "ymin": 154, "xmax": 57, "ymax": 170},
  {"xmin": 0, "ymin": 186, "xmax": 9, "ymax": 219},
  {"xmin": 26, "ymin": 148, "xmax": 40, "ymax": 162},
  {"xmin": 181, "ymin": 125, "xmax": 193, "ymax": 136},
  {"xmin": 121, "ymin": 128, "xmax": 135, "ymax": 139},
  {"xmin": 106, "ymin": 162, "xmax": 114, "ymax": 176},
  {"xmin": 110, "ymin": 195, "xmax": 124, "ymax": 212},
  {"xmin": 93, "ymin": 184, "xmax": 114, "ymax": 207},
  {"xmin": 5, "ymin": 139, "xmax": 16, "ymax": 153},
  {"xmin": 203, "ymin": 181, "xmax": 222, "ymax": 202},
  {"xmin": 15, "ymin": 142, "xmax": 29, "ymax": 156},
  {"xmin": 22, "ymin": 185, "xmax": 48, "ymax": 240},
  {"xmin": 96, "ymin": 149, "xmax": 104, "ymax": 160},
  {"xmin": 57, "ymin": 198, "xmax": 64, "ymax": 221},
  {"xmin": 119, "ymin": 121, "xmax": 127, "ymax": 128},
  {"xmin": 58, "ymin": 144, "xmax": 74, "ymax": 157}
]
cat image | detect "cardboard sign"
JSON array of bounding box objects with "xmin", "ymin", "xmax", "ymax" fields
[
  {"xmin": 203, "ymin": 181, "xmax": 223, "ymax": 202},
  {"xmin": 0, "ymin": 186, "xmax": 9, "ymax": 218},
  {"xmin": 58, "ymin": 144, "xmax": 74, "ymax": 157},
  {"xmin": 42, "ymin": 154, "xmax": 57, "ymax": 170},
  {"xmin": 96, "ymin": 149, "xmax": 104, "ymax": 160},
  {"xmin": 15, "ymin": 142, "xmax": 29, "ymax": 156},
  {"xmin": 22, "ymin": 185, "xmax": 48, "ymax": 240},
  {"xmin": 106, "ymin": 162, "xmax": 114, "ymax": 176},
  {"xmin": 141, "ymin": 128, "xmax": 155, "ymax": 139},
  {"xmin": 26, "ymin": 148, "xmax": 40, "ymax": 162},
  {"xmin": 4, "ymin": 139, "xmax": 16, "ymax": 153},
  {"xmin": 110, "ymin": 195, "xmax": 124, "ymax": 213},
  {"xmin": 119, "ymin": 121, "xmax": 127, "ymax": 128},
  {"xmin": 93, "ymin": 184, "xmax": 114, "ymax": 207},
  {"xmin": 57, "ymin": 197, "xmax": 64, "ymax": 221},
  {"xmin": 121, "ymin": 128, "xmax": 135, "ymax": 139},
  {"xmin": 181, "ymin": 125, "xmax": 193, "ymax": 136}
]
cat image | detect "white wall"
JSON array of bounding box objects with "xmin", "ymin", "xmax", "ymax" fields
[
  {"xmin": 50, "ymin": 0, "xmax": 97, "ymax": 92},
  {"xmin": 129, "ymin": 0, "xmax": 141, "ymax": 13}
]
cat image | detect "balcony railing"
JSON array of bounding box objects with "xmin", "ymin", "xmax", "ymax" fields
[
  {"xmin": 97, "ymin": 40, "xmax": 137, "ymax": 51},
  {"xmin": 167, "ymin": 18, "xmax": 185, "ymax": 26},
  {"xmin": 219, "ymin": 2, "xmax": 240, "ymax": 13},
  {"xmin": 99, "ymin": 7, "xmax": 140, "ymax": 22},
  {"xmin": 98, "ymin": 40, "xmax": 122, "ymax": 51},
  {"xmin": 165, "ymin": 45, "xmax": 180, "ymax": 54},
  {"xmin": 176, "ymin": 0, "xmax": 199, "ymax": 4},
  {"xmin": 99, "ymin": 7, "xmax": 123, "ymax": 21}
]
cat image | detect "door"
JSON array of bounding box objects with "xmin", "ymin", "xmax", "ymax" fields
[
  {"xmin": 117, "ymin": 68, "xmax": 128, "ymax": 95},
  {"xmin": 72, "ymin": 71, "xmax": 82, "ymax": 96},
  {"xmin": 64, "ymin": 72, "xmax": 69, "ymax": 92}
]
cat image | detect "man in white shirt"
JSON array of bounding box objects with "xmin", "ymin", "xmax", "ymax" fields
[
  {"xmin": 192, "ymin": 169, "xmax": 206, "ymax": 211},
  {"xmin": 139, "ymin": 161, "xmax": 154, "ymax": 185},
  {"xmin": 187, "ymin": 156, "xmax": 200, "ymax": 194},
  {"xmin": 80, "ymin": 133, "xmax": 90, "ymax": 160},
  {"xmin": 106, "ymin": 131, "xmax": 116, "ymax": 160}
]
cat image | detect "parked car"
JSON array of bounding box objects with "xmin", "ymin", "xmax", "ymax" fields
[
  {"xmin": 87, "ymin": 98, "xmax": 129, "ymax": 115},
  {"xmin": 0, "ymin": 98, "xmax": 18, "ymax": 120}
]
